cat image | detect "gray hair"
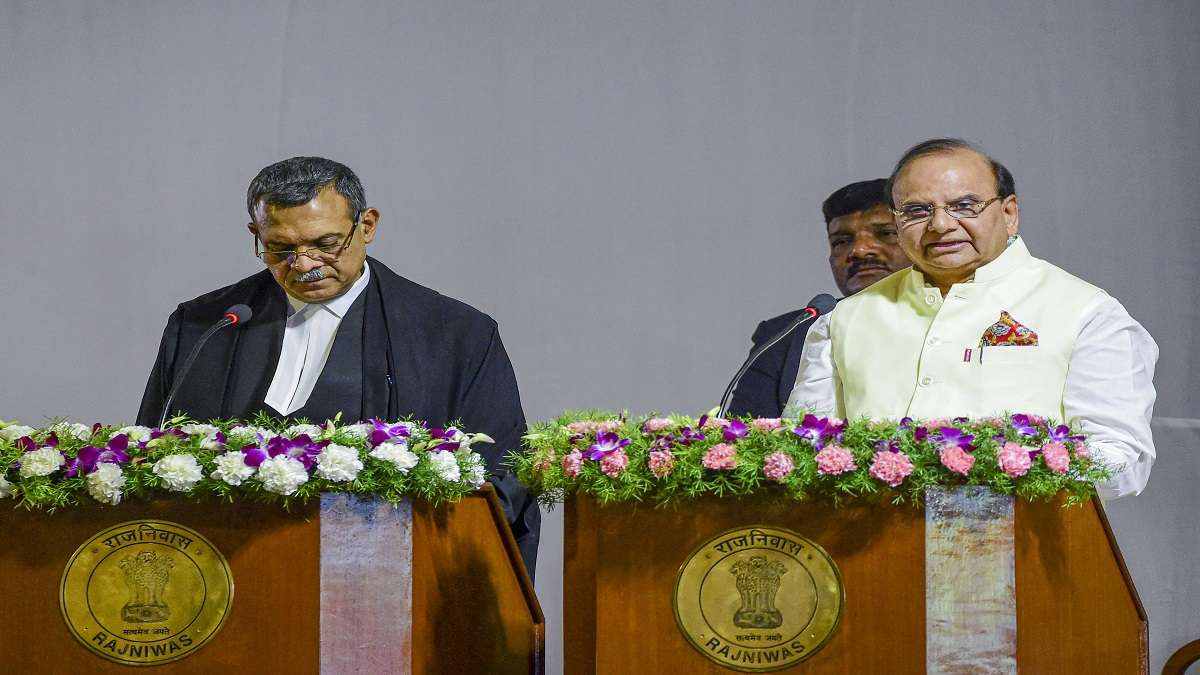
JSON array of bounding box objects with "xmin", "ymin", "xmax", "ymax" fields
[
  {"xmin": 886, "ymin": 138, "xmax": 1016, "ymax": 207},
  {"xmin": 246, "ymin": 156, "xmax": 367, "ymax": 224}
]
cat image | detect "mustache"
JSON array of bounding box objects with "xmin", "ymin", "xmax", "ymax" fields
[
  {"xmin": 847, "ymin": 260, "xmax": 891, "ymax": 277},
  {"xmin": 295, "ymin": 269, "xmax": 327, "ymax": 283}
]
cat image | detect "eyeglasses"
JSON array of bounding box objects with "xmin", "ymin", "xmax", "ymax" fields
[
  {"xmin": 253, "ymin": 220, "xmax": 359, "ymax": 266},
  {"xmin": 891, "ymin": 196, "xmax": 1003, "ymax": 226}
]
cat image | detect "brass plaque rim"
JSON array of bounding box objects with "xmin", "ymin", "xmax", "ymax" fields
[
  {"xmin": 673, "ymin": 524, "xmax": 845, "ymax": 672},
  {"xmin": 59, "ymin": 519, "xmax": 234, "ymax": 667}
]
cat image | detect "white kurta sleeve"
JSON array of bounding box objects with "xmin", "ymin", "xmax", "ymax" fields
[
  {"xmin": 782, "ymin": 313, "xmax": 839, "ymax": 419},
  {"xmin": 1064, "ymin": 293, "xmax": 1159, "ymax": 499}
]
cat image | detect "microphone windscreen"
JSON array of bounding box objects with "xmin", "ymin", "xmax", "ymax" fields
[
  {"xmin": 224, "ymin": 304, "xmax": 253, "ymax": 325},
  {"xmin": 807, "ymin": 293, "xmax": 838, "ymax": 316}
]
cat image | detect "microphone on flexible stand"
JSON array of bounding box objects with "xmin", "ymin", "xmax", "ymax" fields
[
  {"xmin": 158, "ymin": 304, "xmax": 253, "ymax": 428},
  {"xmin": 717, "ymin": 293, "xmax": 838, "ymax": 419}
]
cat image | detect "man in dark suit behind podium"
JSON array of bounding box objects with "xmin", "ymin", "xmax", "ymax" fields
[
  {"xmin": 727, "ymin": 179, "xmax": 911, "ymax": 418},
  {"xmin": 136, "ymin": 156, "xmax": 540, "ymax": 575}
]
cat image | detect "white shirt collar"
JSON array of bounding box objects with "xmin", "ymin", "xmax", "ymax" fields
[{"xmin": 285, "ymin": 262, "xmax": 372, "ymax": 319}]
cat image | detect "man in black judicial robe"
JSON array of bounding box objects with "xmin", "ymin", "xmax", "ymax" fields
[
  {"xmin": 727, "ymin": 179, "xmax": 911, "ymax": 418},
  {"xmin": 137, "ymin": 156, "xmax": 539, "ymax": 575}
]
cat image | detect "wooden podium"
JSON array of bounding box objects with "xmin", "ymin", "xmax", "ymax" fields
[
  {"xmin": 565, "ymin": 489, "xmax": 1146, "ymax": 673},
  {"xmin": 0, "ymin": 485, "xmax": 544, "ymax": 674}
]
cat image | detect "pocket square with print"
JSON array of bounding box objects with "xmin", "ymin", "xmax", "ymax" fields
[{"xmin": 979, "ymin": 311, "xmax": 1038, "ymax": 346}]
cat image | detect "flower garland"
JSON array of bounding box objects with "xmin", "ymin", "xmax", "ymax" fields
[
  {"xmin": 0, "ymin": 415, "xmax": 493, "ymax": 509},
  {"xmin": 512, "ymin": 412, "xmax": 1111, "ymax": 507}
]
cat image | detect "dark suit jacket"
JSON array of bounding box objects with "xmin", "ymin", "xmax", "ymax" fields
[
  {"xmin": 136, "ymin": 257, "xmax": 540, "ymax": 576},
  {"xmin": 726, "ymin": 309, "xmax": 813, "ymax": 419}
]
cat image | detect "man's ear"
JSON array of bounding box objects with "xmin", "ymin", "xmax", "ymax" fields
[
  {"xmin": 360, "ymin": 207, "xmax": 380, "ymax": 244},
  {"xmin": 1003, "ymin": 196, "xmax": 1020, "ymax": 237},
  {"xmin": 246, "ymin": 222, "xmax": 259, "ymax": 237}
]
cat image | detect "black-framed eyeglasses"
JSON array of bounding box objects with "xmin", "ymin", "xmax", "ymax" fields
[
  {"xmin": 891, "ymin": 196, "xmax": 1003, "ymax": 227},
  {"xmin": 253, "ymin": 216, "xmax": 360, "ymax": 266}
]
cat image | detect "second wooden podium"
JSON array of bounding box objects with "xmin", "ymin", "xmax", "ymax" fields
[{"xmin": 564, "ymin": 489, "xmax": 1145, "ymax": 673}]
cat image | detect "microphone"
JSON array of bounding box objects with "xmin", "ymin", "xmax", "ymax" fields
[
  {"xmin": 158, "ymin": 304, "xmax": 254, "ymax": 428},
  {"xmin": 717, "ymin": 293, "xmax": 837, "ymax": 419}
]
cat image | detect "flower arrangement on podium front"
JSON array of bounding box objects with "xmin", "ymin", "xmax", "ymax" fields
[
  {"xmin": 0, "ymin": 416, "xmax": 492, "ymax": 509},
  {"xmin": 512, "ymin": 412, "xmax": 1112, "ymax": 507}
]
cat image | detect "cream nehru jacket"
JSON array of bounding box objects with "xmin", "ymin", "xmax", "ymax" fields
[{"xmin": 830, "ymin": 237, "xmax": 1099, "ymax": 421}]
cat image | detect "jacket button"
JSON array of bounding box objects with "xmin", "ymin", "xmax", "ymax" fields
[{"xmin": 919, "ymin": 376, "xmax": 933, "ymax": 386}]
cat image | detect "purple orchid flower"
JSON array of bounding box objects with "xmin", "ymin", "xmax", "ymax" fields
[
  {"xmin": 1010, "ymin": 414, "xmax": 1039, "ymax": 437},
  {"xmin": 151, "ymin": 428, "xmax": 187, "ymax": 441},
  {"xmin": 952, "ymin": 416, "xmax": 969, "ymax": 425},
  {"xmin": 15, "ymin": 436, "xmax": 38, "ymax": 452},
  {"xmin": 429, "ymin": 427, "xmax": 464, "ymax": 452},
  {"xmin": 875, "ymin": 439, "xmax": 901, "ymax": 454},
  {"xmin": 369, "ymin": 419, "xmax": 412, "ymax": 447},
  {"xmin": 650, "ymin": 435, "xmax": 675, "ymax": 452},
  {"xmin": 65, "ymin": 434, "xmax": 133, "ymax": 478},
  {"xmin": 722, "ymin": 420, "xmax": 749, "ymax": 442},
  {"xmin": 241, "ymin": 445, "xmax": 269, "ymax": 468},
  {"xmin": 914, "ymin": 426, "xmax": 929, "ymax": 443},
  {"xmin": 936, "ymin": 427, "xmax": 976, "ymax": 451},
  {"xmin": 677, "ymin": 427, "xmax": 705, "ymax": 445},
  {"xmin": 1047, "ymin": 424, "xmax": 1084, "ymax": 445},
  {"xmin": 794, "ymin": 415, "xmax": 838, "ymax": 449},
  {"xmin": 899, "ymin": 417, "xmax": 914, "ymax": 429},
  {"xmin": 262, "ymin": 434, "xmax": 324, "ymax": 470},
  {"xmin": 586, "ymin": 431, "xmax": 631, "ymax": 461},
  {"xmin": 63, "ymin": 432, "xmax": 132, "ymax": 475}
]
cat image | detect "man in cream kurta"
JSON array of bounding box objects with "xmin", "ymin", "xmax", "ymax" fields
[{"xmin": 784, "ymin": 139, "xmax": 1157, "ymax": 499}]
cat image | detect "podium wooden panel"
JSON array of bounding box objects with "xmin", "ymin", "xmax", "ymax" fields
[
  {"xmin": 0, "ymin": 484, "xmax": 543, "ymax": 674},
  {"xmin": 564, "ymin": 492, "xmax": 1146, "ymax": 674}
]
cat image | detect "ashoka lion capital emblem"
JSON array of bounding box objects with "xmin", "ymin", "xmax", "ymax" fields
[
  {"xmin": 60, "ymin": 519, "xmax": 234, "ymax": 666},
  {"xmin": 119, "ymin": 550, "xmax": 175, "ymax": 623},
  {"xmin": 731, "ymin": 555, "xmax": 787, "ymax": 629},
  {"xmin": 674, "ymin": 526, "xmax": 844, "ymax": 672}
]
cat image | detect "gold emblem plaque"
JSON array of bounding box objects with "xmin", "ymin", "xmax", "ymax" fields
[
  {"xmin": 673, "ymin": 526, "xmax": 843, "ymax": 672},
  {"xmin": 59, "ymin": 520, "xmax": 234, "ymax": 666}
]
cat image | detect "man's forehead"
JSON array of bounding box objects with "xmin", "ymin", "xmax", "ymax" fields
[
  {"xmin": 827, "ymin": 205, "xmax": 893, "ymax": 233},
  {"xmin": 893, "ymin": 149, "xmax": 993, "ymax": 199}
]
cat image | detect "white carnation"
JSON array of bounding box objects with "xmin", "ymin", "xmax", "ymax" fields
[
  {"xmin": 52, "ymin": 422, "xmax": 92, "ymax": 441},
  {"xmin": 152, "ymin": 454, "xmax": 204, "ymax": 492},
  {"xmin": 86, "ymin": 463, "xmax": 126, "ymax": 505},
  {"xmin": 211, "ymin": 451, "xmax": 255, "ymax": 486},
  {"xmin": 315, "ymin": 444, "xmax": 363, "ymax": 483},
  {"xmin": 256, "ymin": 456, "xmax": 310, "ymax": 495},
  {"xmin": 0, "ymin": 474, "xmax": 12, "ymax": 498},
  {"xmin": 0, "ymin": 425, "xmax": 36, "ymax": 442},
  {"xmin": 462, "ymin": 451, "xmax": 487, "ymax": 488},
  {"xmin": 428, "ymin": 451, "xmax": 461, "ymax": 483},
  {"xmin": 285, "ymin": 424, "xmax": 321, "ymax": 438},
  {"xmin": 18, "ymin": 447, "xmax": 65, "ymax": 477},
  {"xmin": 114, "ymin": 425, "xmax": 153, "ymax": 443},
  {"xmin": 181, "ymin": 423, "xmax": 220, "ymax": 438},
  {"xmin": 336, "ymin": 423, "xmax": 374, "ymax": 440},
  {"xmin": 228, "ymin": 425, "xmax": 271, "ymax": 446},
  {"xmin": 369, "ymin": 441, "xmax": 419, "ymax": 473}
]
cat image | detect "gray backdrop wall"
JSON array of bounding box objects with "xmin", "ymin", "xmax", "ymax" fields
[{"xmin": 3, "ymin": 1, "xmax": 1197, "ymax": 672}]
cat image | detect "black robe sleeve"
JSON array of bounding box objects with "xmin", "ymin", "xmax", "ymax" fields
[
  {"xmin": 136, "ymin": 308, "xmax": 183, "ymax": 427},
  {"xmin": 452, "ymin": 322, "xmax": 541, "ymax": 579}
]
